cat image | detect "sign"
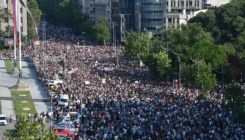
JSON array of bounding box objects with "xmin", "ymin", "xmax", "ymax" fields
[
  {"xmin": 85, "ymin": 81, "xmax": 90, "ymax": 85},
  {"xmin": 4, "ymin": 38, "xmax": 14, "ymax": 46},
  {"xmin": 34, "ymin": 41, "xmax": 40, "ymax": 45},
  {"xmin": 104, "ymin": 67, "xmax": 114, "ymax": 71},
  {"xmin": 102, "ymin": 79, "xmax": 106, "ymax": 83},
  {"xmin": 140, "ymin": 61, "xmax": 145, "ymax": 67}
]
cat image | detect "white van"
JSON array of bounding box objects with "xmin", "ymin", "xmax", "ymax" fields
[
  {"xmin": 0, "ymin": 114, "xmax": 8, "ymax": 125},
  {"xmin": 58, "ymin": 94, "xmax": 69, "ymax": 107}
]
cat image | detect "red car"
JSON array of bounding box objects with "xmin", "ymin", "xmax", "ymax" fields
[{"xmin": 52, "ymin": 127, "xmax": 75, "ymax": 140}]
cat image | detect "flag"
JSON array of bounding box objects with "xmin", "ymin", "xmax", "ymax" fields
[
  {"xmin": 11, "ymin": 0, "xmax": 18, "ymax": 46},
  {"xmin": 88, "ymin": 48, "xmax": 92, "ymax": 55},
  {"xmin": 18, "ymin": 0, "xmax": 39, "ymax": 42}
]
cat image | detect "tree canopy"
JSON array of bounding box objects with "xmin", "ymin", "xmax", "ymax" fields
[
  {"xmin": 91, "ymin": 17, "xmax": 111, "ymax": 45},
  {"xmin": 4, "ymin": 113, "xmax": 59, "ymax": 140}
]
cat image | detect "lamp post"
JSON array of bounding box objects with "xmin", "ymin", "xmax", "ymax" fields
[
  {"xmin": 172, "ymin": 51, "xmax": 181, "ymax": 89},
  {"xmin": 241, "ymin": 73, "xmax": 243, "ymax": 85},
  {"xmin": 50, "ymin": 96, "xmax": 53, "ymax": 132}
]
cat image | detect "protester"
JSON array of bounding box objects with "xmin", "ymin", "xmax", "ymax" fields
[{"xmin": 0, "ymin": 20, "xmax": 244, "ymax": 140}]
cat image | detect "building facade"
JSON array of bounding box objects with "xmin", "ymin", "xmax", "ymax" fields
[
  {"xmin": 203, "ymin": 0, "xmax": 231, "ymax": 7},
  {"xmin": 164, "ymin": 0, "xmax": 202, "ymax": 30},
  {"xmin": 82, "ymin": 0, "xmax": 111, "ymax": 23},
  {"xmin": 0, "ymin": 0, "xmax": 27, "ymax": 36},
  {"xmin": 139, "ymin": 0, "xmax": 165, "ymax": 36}
]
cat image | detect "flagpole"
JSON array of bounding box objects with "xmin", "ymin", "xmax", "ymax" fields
[
  {"xmin": 11, "ymin": 0, "xmax": 19, "ymax": 75},
  {"xmin": 18, "ymin": 0, "xmax": 22, "ymax": 70},
  {"xmin": 11, "ymin": 0, "xmax": 29, "ymax": 91}
]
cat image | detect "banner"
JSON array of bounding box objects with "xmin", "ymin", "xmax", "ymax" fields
[{"xmin": 104, "ymin": 67, "xmax": 114, "ymax": 71}]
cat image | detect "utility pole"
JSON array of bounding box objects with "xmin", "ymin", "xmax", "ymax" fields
[
  {"xmin": 172, "ymin": 51, "xmax": 181, "ymax": 89},
  {"xmin": 42, "ymin": 14, "xmax": 47, "ymax": 78},
  {"xmin": 112, "ymin": 22, "xmax": 118, "ymax": 57},
  {"xmin": 241, "ymin": 72, "xmax": 243, "ymax": 85}
]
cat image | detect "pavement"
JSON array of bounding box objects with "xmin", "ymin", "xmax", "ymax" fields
[{"xmin": 0, "ymin": 60, "xmax": 52, "ymax": 138}]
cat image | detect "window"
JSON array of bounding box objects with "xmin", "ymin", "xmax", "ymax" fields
[
  {"xmin": 20, "ymin": 8, "xmax": 22, "ymax": 13},
  {"xmin": 189, "ymin": 1, "xmax": 192, "ymax": 6},
  {"xmin": 121, "ymin": 18, "xmax": 124, "ymax": 22},
  {"xmin": 21, "ymin": 26, "xmax": 23, "ymax": 32},
  {"xmin": 5, "ymin": 17, "xmax": 8, "ymax": 23},
  {"xmin": 4, "ymin": 8, "xmax": 8, "ymax": 14},
  {"xmin": 121, "ymin": 34, "xmax": 124, "ymax": 38},
  {"xmin": 21, "ymin": 17, "xmax": 23, "ymax": 23},
  {"xmin": 121, "ymin": 26, "xmax": 124, "ymax": 32},
  {"xmin": 6, "ymin": 0, "xmax": 8, "ymax": 4}
]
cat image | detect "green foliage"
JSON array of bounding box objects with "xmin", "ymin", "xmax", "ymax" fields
[
  {"xmin": 91, "ymin": 17, "xmax": 110, "ymax": 45},
  {"xmin": 27, "ymin": 0, "xmax": 42, "ymax": 41},
  {"xmin": 36, "ymin": 0, "xmax": 90, "ymax": 35},
  {"xmin": 4, "ymin": 113, "xmax": 59, "ymax": 140},
  {"xmin": 165, "ymin": 23, "xmax": 227, "ymax": 70},
  {"xmin": 222, "ymin": 82, "xmax": 245, "ymax": 123},
  {"xmin": 189, "ymin": 0, "xmax": 245, "ymax": 59},
  {"xmin": 0, "ymin": 8, "xmax": 13, "ymax": 38},
  {"xmin": 124, "ymin": 31, "xmax": 147, "ymax": 60},
  {"xmin": 181, "ymin": 62, "xmax": 217, "ymax": 93},
  {"xmin": 143, "ymin": 51, "xmax": 172, "ymax": 76}
]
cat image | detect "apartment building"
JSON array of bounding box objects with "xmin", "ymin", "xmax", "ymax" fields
[
  {"xmin": 0, "ymin": 0, "xmax": 27, "ymax": 36},
  {"xmin": 164, "ymin": 0, "xmax": 202, "ymax": 30},
  {"xmin": 82, "ymin": 0, "xmax": 111, "ymax": 24},
  {"xmin": 164, "ymin": 0, "xmax": 231, "ymax": 30}
]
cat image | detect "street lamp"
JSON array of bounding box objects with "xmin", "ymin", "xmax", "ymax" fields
[
  {"xmin": 241, "ymin": 73, "xmax": 243, "ymax": 85},
  {"xmin": 190, "ymin": 53, "xmax": 201, "ymax": 77},
  {"xmin": 172, "ymin": 50, "xmax": 181, "ymax": 89}
]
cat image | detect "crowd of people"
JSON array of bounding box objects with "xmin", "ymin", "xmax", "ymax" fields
[{"xmin": 0, "ymin": 20, "xmax": 245, "ymax": 140}]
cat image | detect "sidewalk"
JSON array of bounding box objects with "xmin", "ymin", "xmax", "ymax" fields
[
  {"xmin": 0, "ymin": 60, "xmax": 15, "ymax": 118},
  {"xmin": 0, "ymin": 60, "xmax": 51, "ymax": 114}
]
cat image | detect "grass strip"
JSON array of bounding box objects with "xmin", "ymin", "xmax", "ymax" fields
[
  {"xmin": 11, "ymin": 91, "xmax": 32, "ymax": 98},
  {"xmin": 4, "ymin": 60, "xmax": 19, "ymax": 74},
  {"xmin": 4, "ymin": 60, "xmax": 14, "ymax": 73},
  {"xmin": 11, "ymin": 91, "xmax": 36, "ymax": 115},
  {"xmin": 13, "ymin": 100, "xmax": 36, "ymax": 115}
]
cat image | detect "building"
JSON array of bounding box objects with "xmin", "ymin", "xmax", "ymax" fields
[
  {"xmin": 139, "ymin": 0, "xmax": 165, "ymax": 36},
  {"xmin": 82, "ymin": 0, "xmax": 111, "ymax": 23},
  {"xmin": 0, "ymin": 0, "xmax": 27, "ymax": 37},
  {"xmin": 164, "ymin": 0, "xmax": 203, "ymax": 30},
  {"xmin": 164, "ymin": 9, "xmax": 207, "ymax": 30},
  {"xmin": 111, "ymin": 0, "xmax": 165, "ymax": 42},
  {"xmin": 203, "ymin": 0, "xmax": 231, "ymax": 7}
]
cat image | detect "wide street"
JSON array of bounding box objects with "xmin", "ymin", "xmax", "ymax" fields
[{"xmin": 0, "ymin": 60, "xmax": 52, "ymax": 138}]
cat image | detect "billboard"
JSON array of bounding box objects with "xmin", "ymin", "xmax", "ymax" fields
[{"xmin": 4, "ymin": 38, "xmax": 14, "ymax": 46}]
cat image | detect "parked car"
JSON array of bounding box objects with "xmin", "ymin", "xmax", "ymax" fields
[
  {"xmin": 52, "ymin": 127, "xmax": 74, "ymax": 140},
  {"xmin": 0, "ymin": 114, "xmax": 8, "ymax": 125}
]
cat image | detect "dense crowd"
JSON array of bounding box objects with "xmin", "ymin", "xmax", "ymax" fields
[{"xmin": 0, "ymin": 20, "xmax": 245, "ymax": 140}]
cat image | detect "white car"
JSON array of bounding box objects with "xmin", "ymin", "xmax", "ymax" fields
[
  {"xmin": 47, "ymin": 80, "xmax": 63, "ymax": 87},
  {"xmin": 0, "ymin": 114, "xmax": 8, "ymax": 125}
]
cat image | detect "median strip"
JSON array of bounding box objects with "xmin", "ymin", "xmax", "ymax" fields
[
  {"xmin": 4, "ymin": 60, "xmax": 19, "ymax": 74},
  {"xmin": 11, "ymin": 91, "xmax": 36, "ymax": 115}
]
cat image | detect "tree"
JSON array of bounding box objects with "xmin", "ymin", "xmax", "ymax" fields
[
  {"xmin": 91, "ymin": 17, "xmax": 111, "ymax": 45},
  {"xmin": 124, "ymin": 31, "xmax": 148, "ymax": 60},
  {"xmin": 181, "ymin": 62, "xmax": 217, "ymax": 94},
  {"xmin": 227, "ymin": 54, "xmax": 245, "ymax": 82},
  {"xmin": 4, "ymin": 113, "xmax": 59, "ymax": 140},
  {"xmin": 222, "ymin": 82, "xmax": 245, "ymax": 123},
  {"xmin": 27, "ymin": 0, "xmax": 42, "ymax": 42},
  {"xmin": 143, "ymin": 51, "xmax": 172, "ymax": 76}
]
